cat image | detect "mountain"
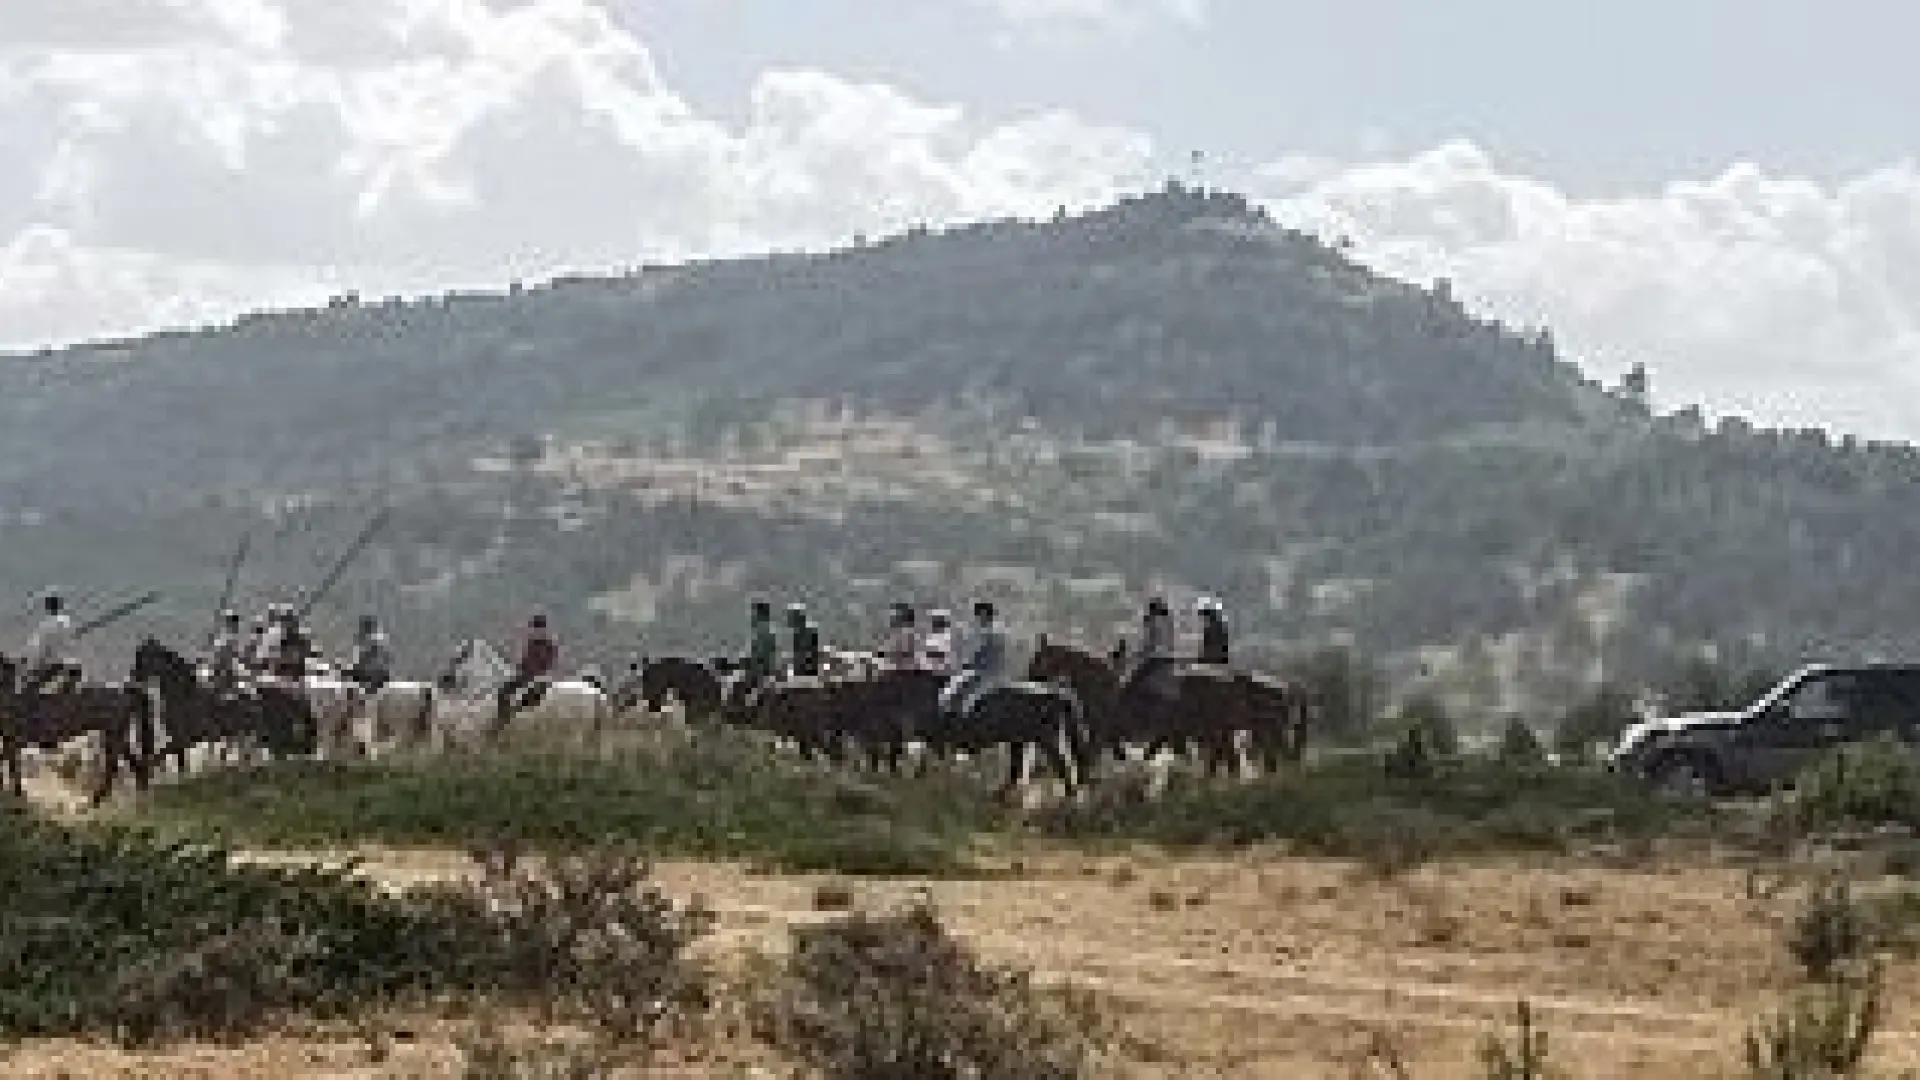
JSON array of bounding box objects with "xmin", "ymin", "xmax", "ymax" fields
[{"xmin": 5, "ymin": 182, "xmax": 1920, "ymax": 718}]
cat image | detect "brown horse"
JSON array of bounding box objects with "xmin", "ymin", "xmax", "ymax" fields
[
  {"xmin": 1027, "ymin": 637, "xmax": 1310, "ymax": 776},
  {"xmin": 0, "ymin": 652, "xmax": 154, "ymax": 805}
]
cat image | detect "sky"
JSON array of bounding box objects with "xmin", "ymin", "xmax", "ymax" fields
[{"xmin": 1, "ymin": 0, "xmax": 1917, "ymax": 438}]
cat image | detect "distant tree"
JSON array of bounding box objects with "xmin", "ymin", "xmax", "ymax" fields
[{"xmin": 1292, "ymin": 646, "xmax": 1385, "ymax": 745}]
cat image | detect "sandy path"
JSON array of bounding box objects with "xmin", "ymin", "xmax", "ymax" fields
[{"xmin": 12, "ymin": 773, "xmax": 1920, "ymax": 1077}]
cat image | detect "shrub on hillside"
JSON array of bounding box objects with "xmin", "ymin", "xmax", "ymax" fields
[
  {"xmin": 1554, "ymin": 686, "xmax": 1640, "ymax": 763},
  {"xmin": 0, "ymin": 798, "xmax": 712, "ymax": 1047},
  {"xmin": 1496, "ymin": 716, "xmax": 1549, "ymax": 767},
  {"xmin": 1383, "ymin": 693, "xmax": 1459, "ymax": 780},
  {"xmin": 751, "ymin": 902, "xmax": 1115, "ymax": 1079}
]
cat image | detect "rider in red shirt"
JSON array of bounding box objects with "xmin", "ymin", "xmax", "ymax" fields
[{"xmin": 494, "ymin": 614, "xmax": 557, "ymax": 731}]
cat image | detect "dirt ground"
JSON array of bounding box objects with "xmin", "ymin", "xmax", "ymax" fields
[{"xmin": 12, "ymin": 773, "xmax": 1920, "ymax": 1078}]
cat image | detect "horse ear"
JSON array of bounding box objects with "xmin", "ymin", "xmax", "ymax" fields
[{"xmin": 1036, "ymin": 632, "xmax": 1048, "ymax": 649}]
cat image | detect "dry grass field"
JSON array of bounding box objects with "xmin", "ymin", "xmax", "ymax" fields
[{"xmin": 12, "ymin": 756, "xmax": 1920, "ymax": 1080}]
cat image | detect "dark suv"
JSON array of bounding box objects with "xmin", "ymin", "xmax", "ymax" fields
[{"xmin": 1607, "ymin": 662, "xmax": 1920, "ymax": 796}]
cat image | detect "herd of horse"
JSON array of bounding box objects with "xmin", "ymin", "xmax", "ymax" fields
[
  {"xmin": 0, "ymin": 633, "xmax": 1316, "ymax": 807},
  {"xmin": 635, "ymin": 636, "xmax": 1316, "ymax": 795}
]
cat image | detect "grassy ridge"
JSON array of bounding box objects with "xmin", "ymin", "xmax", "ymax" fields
[
  {"xmin": 132, "ymin": 727, "xmax": 1717, "ymax": 880},
  {"xmin": 132, "ymin": 730, "xmax": 1001, "ymax": 877}
]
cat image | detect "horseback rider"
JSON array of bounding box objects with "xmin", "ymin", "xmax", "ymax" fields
[
  {"xmin": 22, "ymin": 591, "xmax": 78, "ymax": 694},
  {"xmin": 744, "ymin": 599, "xmax": 778, "ymax": 683},
  {"xmin": 878, "ymin": 602, "xmax": 921, "ymax": 670},
  {"xmin": 344, "ymin": 614, "xmax": 394, "ymax": 694},
  {"xmin": 1196, "ymin": 596, "xmax": 1230, "ymax": 666},
  {"xmin": 939, "ymin": 600, "xmax": 1008, "ymax": 718},
  {"xmin": 494, "ymin": 613, "xmax": 558, "ymax": 727},
  {"xmin": 271, "ymin": 606, "xmax": 313, "ymax": 681},
  {"xmin": 1124, "ymin": 596, "xmax": 1178, "ymax": 702},
  {"xmin": 250, "ymin": 604, "xmax": 285, "ymax": 673},
  {"xmin": 208, "ymin": 609, "xmax": 247, "ymax": 695},
  {"xmin": 920, "ymin": 608, "xmax": 958, "ymax": 675},
  {"xmin": 786, "ymin": 603, "xmax": 822, "ymax": 678}
]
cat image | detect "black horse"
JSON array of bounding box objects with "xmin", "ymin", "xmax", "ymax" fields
[
  {"xmin": 636, "ymin": 656, "xmax": 726, "ymax": 723},
  {"xmin": 919, "ymin": 677, "xmax": 1087, "ymax": 798},
  {"xmin": 131, "ymin": 638, "xmax": 318, "ymax": 770},
  {"xmin": 0, "ymin": 652, "xmax": 153, "ymax": 804}
]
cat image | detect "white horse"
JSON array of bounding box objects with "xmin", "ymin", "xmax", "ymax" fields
[
  {"xmin": 434, "ymin": 639, "xmax": 610, "ymax": 743},
  {"xmin": 292, "ymin": 660, "xmax": 438, "ymax": 759}
]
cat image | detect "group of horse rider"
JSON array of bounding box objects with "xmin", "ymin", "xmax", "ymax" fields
[
  {"xmin": 200, "ymin": 604, "xmax": 395, "ymax": 696},
  {"xmin": 735, "ymin": 592, "xmax": 1232, "ymax": 719},
  {"xmin": 13, "ymin": 581, "xmax": 1232, "ymax": 727}
]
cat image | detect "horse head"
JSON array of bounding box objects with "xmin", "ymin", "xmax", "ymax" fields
[{"xmin": 130, "ymin": 636, "xmax": 189, "ymax": 685}]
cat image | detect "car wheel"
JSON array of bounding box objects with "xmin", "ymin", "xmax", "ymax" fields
[{"xmin": 1649, "ymin": 753, "xmax": 1713, "ymax": 800}]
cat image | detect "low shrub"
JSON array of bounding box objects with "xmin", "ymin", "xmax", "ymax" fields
[
  {"xmin": 751, "ymin": 902, "xmax": 1116, "ymax": 1079},
  {"xmin": 1742, "ymin": 963, "xmax": 1884, "ymax": 1079},
  {"xmin": 1036, "ymin": 754, "xmax": 1692, "ymax": 867},
  {"xmin": 0, "ymin": 796, "xmax": 711, "ymax": 1048},
  {"xmin": 1780, "ymin": 736, "xmax": 1920, "ymax": 835}
]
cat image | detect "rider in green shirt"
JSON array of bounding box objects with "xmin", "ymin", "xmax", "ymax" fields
[{"xmin": 745, "ymin": 599, "xmax": 778, "ymax": 682}]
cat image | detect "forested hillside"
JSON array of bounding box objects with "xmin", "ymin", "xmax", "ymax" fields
[{"xmin": 4, "ymin": 182, "xmax": 1918, "ymax": 716}]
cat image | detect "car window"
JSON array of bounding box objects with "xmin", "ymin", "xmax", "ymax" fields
[
  {"xmin": 1787, "ymin": 675, "xmax": 1849, "ymax": 719},
  {"xmin": 1849, "ymin": 671, "xmax": 1920, "ymax": 735}
]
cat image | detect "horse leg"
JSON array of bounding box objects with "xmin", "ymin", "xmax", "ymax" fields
[
  {"xmin": 3, "ymin": 736, "xmax": 20, "ymax": 797},
  {"xmin": 1045, "ymin": 728, "xmax": 1077, "ymax": 796},
  {"xmin": 89, "ymin": 727, "xmax": 118, "ymax": 808},
  {"xmin": 998, "ymin": 740, "xmax": 1023, "ymax": 800}
]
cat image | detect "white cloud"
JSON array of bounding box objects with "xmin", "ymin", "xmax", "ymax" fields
[
  {"xmin": 977, "ymin": 0, "xmax": 1207, "ymax": 36},
  {"xmin": 0, "ymin": 0, "xmax": 1155, "ymax": 341},
  {"xmin": 1256, "ymin": 141, "xmax": 1920, "ymax": 439},
  {"xmin": 3, "ymin": 0, "xmax": 1920, "ymax": 441}
]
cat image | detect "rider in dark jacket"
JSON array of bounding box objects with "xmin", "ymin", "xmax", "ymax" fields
[
  {"xmin": 786, "ymin": 604, "xmax": 822, "ymax": 677},
  {"xmin": 1196, "ymin": 596, "xmax": 1230, "ymax": 665}
]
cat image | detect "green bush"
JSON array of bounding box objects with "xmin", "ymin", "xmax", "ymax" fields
[
  {"xmin": 1035, "ymin": 755, "xmax": 1690, "ymax": 864},
  {"xmin": 1783, "ymin": 736, "xmax": 1920, "ymax": 834},
  {"xmin": 0, "ymin": 798, "xmax": 711, "ymax": 1046},
  {"xmin": 133, "ymin": 729, "xmax": 992, "ymax": 877},
  {"xmin": 1497, "ymin": 716, "xmax": 1549, "ymax": 767},
  {"xmin": 752, "ymin": 902, "xmax": 1115, "ymax": 1079},
  {"xmin": 1742, "ymin": 963, "xmax": 1884, "ymax": 1079}
]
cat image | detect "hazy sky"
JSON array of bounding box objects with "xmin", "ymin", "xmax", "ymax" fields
[{"xmin": 2, "ymin": 0, "xmax": 1916, "ymax": 437}]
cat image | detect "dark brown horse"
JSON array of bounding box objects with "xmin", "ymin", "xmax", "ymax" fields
[
  {"xmin": 635, "ymin": 656, "xmax": 726, "ymax": 723},
  {"xmin": 1027, "ymin": 637, "xmax": 1310, "ymax": 776},
  {"xmin": 0, "ymin": 652, "xmax": 153, "ymax": 805},
  {"xmin": 130, "ymin": 638, "xmax": 318, "ymax": 771}
]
